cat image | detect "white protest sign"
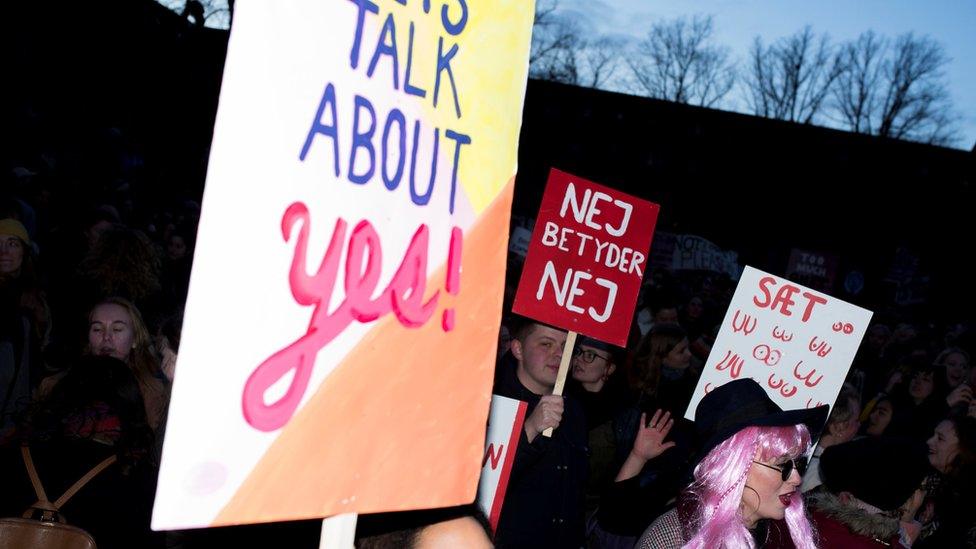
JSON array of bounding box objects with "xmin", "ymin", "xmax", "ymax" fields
[
  {"xmin": 476, "ymin": 395, "xmax": 527, "ymax": 532},
  {"xmin": 152, "ymin": 0, "xmax": 536, "ymax": 530},
  {"xmin": 686, "ymin": 266, "xmax": 872, "ymax": 420}
]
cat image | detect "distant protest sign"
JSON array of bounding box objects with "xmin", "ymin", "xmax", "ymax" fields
[
  {"xmin": 512, "ymin": 169, "xmax": 659, "ymax": 346},
  {"xmin": 671, "ymin": 234, "xmax": 741, "ymax": 279},
  {"xmin": 476, "ymin": 395, "xmax": 528, "ymax": 532},
  {"xmin": 785, "ymin": 248, "xmax": 839, "ymax": 293},
  {"xmin": 153, "ymin": 0, "xmax": 535, "ymax": 529},
  {"xmin": 686, "ymin": 266, "xmax": 872, "ymax": 421}
]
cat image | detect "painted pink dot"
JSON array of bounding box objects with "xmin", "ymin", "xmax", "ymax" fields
[
  {"xmin": 184, "ymin": 462, "xmax": 228, "ymax": 496},
  {"xmin": 442, "ymin": 309, "xmax": 455, "ymax": 331}
]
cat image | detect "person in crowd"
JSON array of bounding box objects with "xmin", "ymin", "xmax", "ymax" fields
[
  {"xmin": 161, "ymin": 226, "xmax": 194, "ymax": 304},
  {"xmin": 77, "ymin": 226, "xmax": 164, "ymax": 325},
  {"xmin": 1, "ymin": 218, "xmax": 50, "ymax": 342},
  {"xmin": 1, "ymin": 218, "xmax": 49, "ymax": 442},
  {"xmin": 801, "ymin": 384, "xmax": 861, "ymax": 492},
  {"xmin": 620, "ymin": 323, "xmax": 699, "ymax": 467},
  {"xmin": 0, "ymin": 355, "xmax": 163, "ymax": 549},
  {"xmin": 933, "ymin": 347, "xmax": 974, "ymax": 417},
  {"xmin": 935, "ymin": 347, "xmax": 971, "ymax": 390},
  {"xmin": 492, "ymin": 319, "xmax": 588, "ymax": 548},
  {"xmin": 635, "ymin": 295, "xmax": 679, "ymax": 337},
  {"xmin": 915, "ymin": 415, "xmax": 976, "ymax": 548},
  {"xmin": 355, "ymin": 504, "xmax": 492, "ymax": 549},
  {"xmin": 567, "ymin": 335, "xmax": 627, "ymax": 517},
  {"xmin": 637, "ymin": 378, "xmax": 828, "ymax": 549},
  {"xmin": 85, "ymin": 297, "xmax": 169, "ymax": 430},
  {"xmin": 624, "ymin": 323, "xmax": 698, "ymax": 426},
  {"xmin": 853, "ymin": 323, "xmax": 893, "ymax": 397},
  {"xmin": 888, "ymin": 364, "xmax": 952, "ymax": 439},
  {"xmin": 594, "ymin": 324, "xmax": 701, "ymax": 540},
  {"xmin": 678, "ymin": 295, "xmax": 708, "ymax": 344},
  {"xmin": 860, "ymin": 394, "xmax": 908, "ymax": 438},
  {"xmin": 809, "ymin": 436, "xmax": 930, "ymax": 547}
]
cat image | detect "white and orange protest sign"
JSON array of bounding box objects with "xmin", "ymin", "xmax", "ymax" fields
[
  {"xmin": 686, "ymin": 266, "xmax": 873, "ymax": 421},
  {"xmin": 153, "ymin": 0, "xmax": 535, "ymax": 529},
  {"xmin": 476, "ymin": 395, "xmax": 527, "ymax": 532}
]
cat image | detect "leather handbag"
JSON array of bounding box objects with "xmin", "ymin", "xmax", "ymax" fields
[{"xmin": 0, "ymin": 446, "xmax": 116, "ymax": 549}]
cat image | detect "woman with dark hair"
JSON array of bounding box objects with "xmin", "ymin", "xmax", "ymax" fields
[
  {"xmin": 626, "ymin": 323, "xmax": 696, "ymax": 408},
  {"xmin": 915, "ymin": 415, "xmax": 976, "ymax": 548},
  {"xmin": 0, "ymin": 355, "xmax": 163, "ymax": 548},
  {"xmin": 888, "ymin": 364, "xmax": 952, "ymax": 439},
  {"xmin": 592, "ymin": 324, "xmax": 704, "ymax": 541},
  {"xmin": 860, "ymin": 394, "xmax": 909, "ymax": 438},
  {"xmin": 619, "ymin": 324, "xmax": 699, "ymax": 459},
  {"xmin": 638, "ymin": 379, "xmax": 828, "ymax": 548}
]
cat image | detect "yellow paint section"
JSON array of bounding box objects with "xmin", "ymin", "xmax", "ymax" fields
[{"xmin": 376, "ymin": 1, "xmax": 534, "ymax": 215}]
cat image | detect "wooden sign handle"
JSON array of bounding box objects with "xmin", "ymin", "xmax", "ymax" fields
[
  {"xmin": 320, "ymin": 513, "xmax": 357, "ymax": 549},
  {"xmin": 542, "ymin": 331, "xmax": 577, "ymax": 438}
]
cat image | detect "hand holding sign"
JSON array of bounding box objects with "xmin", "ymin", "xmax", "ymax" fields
[
  {"xmin": 525, "ymin": 395, "xmax": 565, "ymax": 443},
  {"xmin": 512, "ymin": 169, "xmax": 659, "ymax": 438}
]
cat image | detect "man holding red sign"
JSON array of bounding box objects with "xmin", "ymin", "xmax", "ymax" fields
[
  {"xmin": 492, "ymin": 320, "xmax": 588, "ymax": 548},
  {"xmin": 493, "ymin": 169, "xmax": 659, "ymax": 547}
]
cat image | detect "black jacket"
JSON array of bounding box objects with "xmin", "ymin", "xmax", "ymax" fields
[{"xmin": 492, "ymin": 355, "xmax": 589, "ymax": 549}]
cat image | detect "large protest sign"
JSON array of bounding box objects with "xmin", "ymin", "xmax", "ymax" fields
[
  {"xmin": 153, "ymin": 0, "xmax": 535, "ymax": 529},
  {"xmin": 512, "ymin": 169, "xmax": 659, "ymax": 346},
  {"xmin": 476, "ymin": 395, "xmax": 528, "ymax": 532},
  {"xmin": 686, "ymin": 266, "xmax": 872, "ymax": 421}
]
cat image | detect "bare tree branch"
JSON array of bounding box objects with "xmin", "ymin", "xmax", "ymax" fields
[
  {"xmin": 628, "ymin": 15, "xmax": 735, "ymax": 108},
  {"xmin": 580, "ymin": 37, "xmax": 623, "ymax": 88},
  {"xmin": 833, "ymin": 31, "xmax": 959, "ymax": 145},
  {"xmin": 832, "ymin": 31, "xmax": 884, "ymax": 134},
  {"xmin": 744, "ymin": 27, "xmax": 844, "ymax": 124},
  {"xmin": 529, "ymin": 0, "xmax": 584, "ymax": 84}
]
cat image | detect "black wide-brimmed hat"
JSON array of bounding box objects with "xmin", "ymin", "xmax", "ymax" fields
[
  {"xmin": 693, "ymin": 378, "xmax": 830, "ymax": 464},
  {"xmin": 819, "ymin": 436, "xmax": 929, "ymax": 510}
]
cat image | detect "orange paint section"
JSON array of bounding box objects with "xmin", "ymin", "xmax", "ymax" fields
[{"xmin": 215, "ymin": 178, "xmax": 516, "ymax": 525}]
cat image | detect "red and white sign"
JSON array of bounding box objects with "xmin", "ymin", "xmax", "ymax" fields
[
  {"xmin": 686, "ymin": 266, "xmax": 873, "ymax": 421},
  {"xmin": 512, "ymin": 169, "xmax": 659, "ymax": 346},
  {"xmin": 476, "ymin": 395, "xmax": 528, "ymax": 532}
]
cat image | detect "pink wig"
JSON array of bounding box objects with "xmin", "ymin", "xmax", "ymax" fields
[{"xmin": 682, "ymin": 424, "xmax": 818, "ymax": 549}]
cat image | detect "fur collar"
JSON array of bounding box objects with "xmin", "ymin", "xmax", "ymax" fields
[{"xmin": 808, "ymin": 491, "xmax": 900, "ymax": 540}]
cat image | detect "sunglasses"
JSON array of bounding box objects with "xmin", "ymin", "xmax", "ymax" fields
[
  {"xmin": 752, "ymin": 457, "xmax": 806, "ymax": 482},
  {"xmin": 572, "ymin": 347, "xmax": 611, "ymax": 364}
]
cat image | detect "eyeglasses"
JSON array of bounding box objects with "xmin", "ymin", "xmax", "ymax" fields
[
  {"xmin": 751, "ymin": 458, "xmax": 805, "ymax": 482},
  {"xmin": 572, "ymin": 347, "xmax": 611, "ymax": 364}
]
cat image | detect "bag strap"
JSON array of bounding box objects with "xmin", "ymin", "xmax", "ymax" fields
[{"xmin": 21, "ymin": 445, "xmax": 118, "ymax": 510}]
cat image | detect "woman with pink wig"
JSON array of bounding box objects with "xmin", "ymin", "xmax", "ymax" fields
[{"xmin": 637, "ymin": 378, "xmax": 829, "ymax": 548}]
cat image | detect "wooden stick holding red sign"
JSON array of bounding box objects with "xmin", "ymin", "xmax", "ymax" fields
[
  {"xmin": 512, "ymin": 168, "xmax": 659, "ymax": 436},
  {"xmin": 542, "ymin": 331, "xmax": 578, "ymax": 438}
]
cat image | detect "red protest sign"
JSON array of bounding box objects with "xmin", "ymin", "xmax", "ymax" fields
[{"xmin": 512, "ymin": 169, "xmax": 659, "ymax": 346}]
